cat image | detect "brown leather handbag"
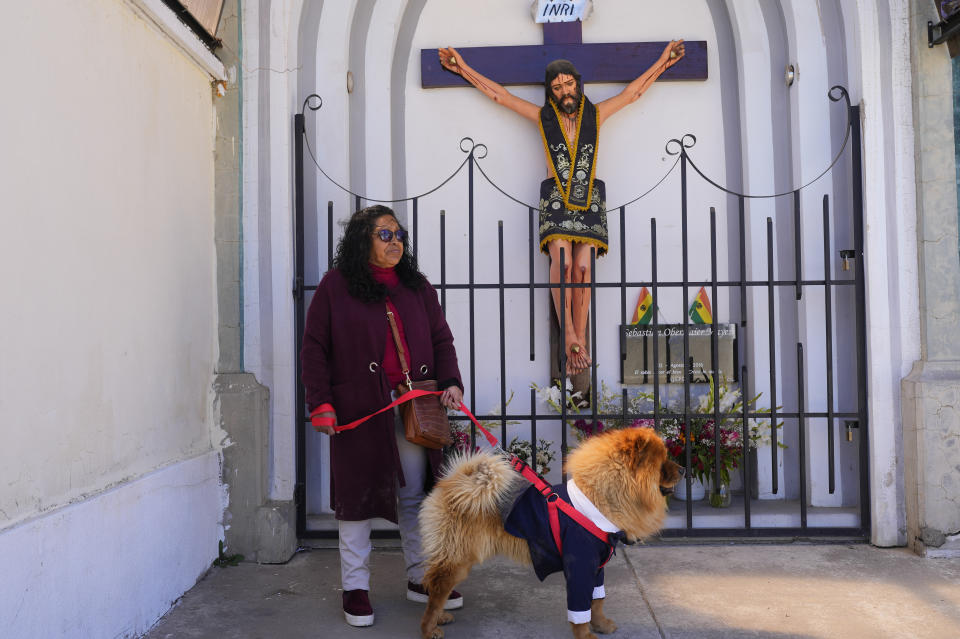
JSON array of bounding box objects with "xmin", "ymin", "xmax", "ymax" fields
[{"xmin": 386, "ymin": 306, "xmax": 453, "ymax": 449}]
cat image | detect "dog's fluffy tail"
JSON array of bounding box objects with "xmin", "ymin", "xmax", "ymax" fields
[
  {"xmin": 419, "ymin": 451, "xmax": 522, "ymax": 564},
  {"xmin": 435, "ymin": 451, "xmax": 518, "ymax": 517}
]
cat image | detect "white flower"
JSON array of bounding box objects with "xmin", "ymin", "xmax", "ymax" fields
[
  {"xmin": 720, "ymin": 389, "xmax": 740, "ymax": 413},
  {"xmin": 697, "ymin": 394, "xmax": 710, "ymax": 411}
]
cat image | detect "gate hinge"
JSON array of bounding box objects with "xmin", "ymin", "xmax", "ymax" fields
[
  {"xmin": 292, "ymin": 276, "xmax": 304, "ymax": 300},
  {"xmin": 294, "ymin": 482, "xmax": 306, "ymax": 507}
]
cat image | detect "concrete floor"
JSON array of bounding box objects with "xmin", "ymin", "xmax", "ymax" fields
[{"xmin": 143, "ymin": 541, "xmax": 960, "ymax": 639}]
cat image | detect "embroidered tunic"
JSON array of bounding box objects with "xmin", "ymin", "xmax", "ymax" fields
[{"xmin": 537, "ymin": 96, "xmax": 608, "ymax": 256}]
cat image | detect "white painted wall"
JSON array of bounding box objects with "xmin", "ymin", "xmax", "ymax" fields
[
  {"xmin": 0, "ymin": 0, "xmax": 224, "ymax": 633},
  {"xmin": 242, "ymin": 0, "xmax": 302, "ymax": 502}
]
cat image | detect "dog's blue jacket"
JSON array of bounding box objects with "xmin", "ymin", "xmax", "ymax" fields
[{"xmin": 503, "ymin": 483, "xmax": 616, "ymax": 622}]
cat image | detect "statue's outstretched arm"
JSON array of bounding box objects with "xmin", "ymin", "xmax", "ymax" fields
[
  {"xmin": 597, "ymin": 40, "xmax": 685, "ymax": 126},
  {"xmin": 438, "ymin": 47, "xmax": 540, "ymax": 122}
]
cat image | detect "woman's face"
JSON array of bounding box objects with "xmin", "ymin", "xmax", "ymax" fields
[{"xmin": 368, "ymin": 214, "xmax": 404, "ymax": 268}]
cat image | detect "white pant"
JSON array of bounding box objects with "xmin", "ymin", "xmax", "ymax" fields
[{"xmin": 339, "ymin": 409, "xmax": 428, "ymax": 590}]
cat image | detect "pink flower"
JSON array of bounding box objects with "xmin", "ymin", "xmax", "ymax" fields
[{"xmin": 574, "ymin": 419, "xmax": 605, "ymax": 438}]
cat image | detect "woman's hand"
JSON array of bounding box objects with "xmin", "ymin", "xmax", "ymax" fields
[
  {"xmin": 440, "ymin": 385, "xmax": 463, "ymax": 410},
  {"xmin": 313, "ymin": 410, "xmax": 338, "ymax": 436},
  {"xmin": 439, "ymin": 47, "xmax": 464, "ymax": 74}
]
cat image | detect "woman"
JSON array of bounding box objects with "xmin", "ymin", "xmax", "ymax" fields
[{"xmin": 301, "ymin": 205, "xmax": 464, "ymax": 627}]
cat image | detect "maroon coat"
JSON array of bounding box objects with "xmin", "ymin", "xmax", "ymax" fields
[{"xmin": 301, "ymin": 268, "xmax": 462, "ymax": 522}]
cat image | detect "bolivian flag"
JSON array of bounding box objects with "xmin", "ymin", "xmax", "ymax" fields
[
  {"xmin": 688, "ymin": 286, "xmax": 713, "ymax": 324},
  {"xmin": 631, "ymin": 287, "xmax": 654, "ymax": 324}
]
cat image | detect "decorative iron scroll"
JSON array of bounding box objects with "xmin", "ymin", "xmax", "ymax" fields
[
  {"xmin": 665, "ymin": 86, "xmax": 853, "ymax": 199},
  {"xmin": 299, "ymin": 86, "xmax": 852, "ymax": 213}
]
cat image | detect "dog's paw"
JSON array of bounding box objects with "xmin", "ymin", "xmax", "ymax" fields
[
  {"xmin": 569, "ymin": 622, "xmax": 599, "ymax": 639},
  {"xmin": 437, "ymin": 611, "xmax": 454, "ymax": 625},
  {"xmin": 421, "ymin": 622, "xmax": 445, "ymax": 639},
  {"xmin": 590, "ymin": 616, "xmax": 617, "ymax": 634}
]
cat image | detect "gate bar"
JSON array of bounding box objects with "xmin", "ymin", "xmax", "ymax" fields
[
  {"xmin": 439, "ymin": 211, "xmax": 447, "ymax": 312},
  {"xmin": 767, "ymin": 218, "xmax": 779, "ymax": 494},
  {"xmin": 498, "ymin": 221, "xmax": 507, "ymax": 441},
  {"xmin": 794, "ymin": 190, "xmax": 802, "ymax": 300},
  {"xmin": 590, "ymin": 246, "xmax": 598, "ymax": 434},
  {"xmin": 710, "ymin": 207, "xmax": 721, "ymax": 489},
  {"xmin": 651, "ymin": 218, "xmax": 661, "ymax": 442},
  {"xmin": 742, "ymin": 363, "xmax": 752, "ymax": 527},
  {"xmin": 822, "ymin": 195, "xmax": 836, "ymax": 494},
  {"xmin": 468, "ymin": 155, "xmax": 477, "ymax": 421},
  {"xmin": 798, "ymin": 342, "xmax": 808, "ymax": 528},
  {"xmin": 293, "ymin": 112, "xmax": 307, "ymax": 536},
  {"xmin": 680, "ymin": 148, "xmax": 693, "ymax": 528},
  {"xmin": 530, "ymin": 387, "xmax": 538, "ymax": 477},
  {"xmin": 412, "ymin": 198, "xmax": 419, "ymax": 259},
  {"xmin": 529, "ymin": 208, "xmax": 536, "ymax": 361},
  {"xmin": 559, "ymin": 247, "xmax": 568, "ymax": 481},
  {"xmin": 850, "ymin": 103, "xmax": 871, "ymax": 531},
  {"xmin": 327, "ymin": 202, "xmax": 334, "ymax": 271},
  {"xmin": 738, "ymin": 196, "xmax": 747, "ymax": 329},
  {"xmin": 619, "ymin": 207, "xmax": 627, "ymax": 384}
]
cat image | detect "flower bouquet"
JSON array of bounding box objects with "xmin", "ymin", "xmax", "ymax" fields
[{"xmin": 648, "ymin": 375, "xmax": 783, "ymax": 506}]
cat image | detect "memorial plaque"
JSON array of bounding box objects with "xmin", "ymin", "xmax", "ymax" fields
[{"xmin": 622, "ymin": 324, "xmax": 738, "ymax": 385}]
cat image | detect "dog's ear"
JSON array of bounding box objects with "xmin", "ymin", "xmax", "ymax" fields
[{"xmin": 621, "ymin": 429, "xmax": 663, "ymax": 474}]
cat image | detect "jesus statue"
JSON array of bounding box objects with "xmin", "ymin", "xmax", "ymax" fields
[{"xmin": 438, "ymin": 40, "xmax": 685, "ymax": 374}]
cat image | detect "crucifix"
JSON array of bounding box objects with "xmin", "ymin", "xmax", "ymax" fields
[
  {"xmin": 420, "ymin": 19, "xmax": 707, "ymax": 393},
  {"xmin": 421, "ymin": 22, "xmax": 707, "ymax": 87}
]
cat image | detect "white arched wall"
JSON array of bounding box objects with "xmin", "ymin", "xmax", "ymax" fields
[
  {"xmin": 246, "ymin": 0, "xmax": 913, "ymax": 544},
  {"xmin": 403, "ymin": 0, "xmax": 729, "ymax": 432},
  {"xmin": 726, "ymin": 1, "xmax": 787, "ymax": 501}
]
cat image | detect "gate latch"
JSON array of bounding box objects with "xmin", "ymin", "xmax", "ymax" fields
[{"xmin": 840, "ymin": 249, "xmax": 856, "ymax": 271}]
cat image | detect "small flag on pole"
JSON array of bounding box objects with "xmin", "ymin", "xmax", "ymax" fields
[
  {"xmin": 688, "ymin": 286, "xmax": 713, "ymax": 324},
  {"xmin": 631, "ymin": 287, "xmax": 654, "ymax": 324}
]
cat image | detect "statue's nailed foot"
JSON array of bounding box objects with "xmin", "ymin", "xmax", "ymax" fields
[{"xmin": 566, "ymin": 341, "xmax": 591, "ymax": 375}]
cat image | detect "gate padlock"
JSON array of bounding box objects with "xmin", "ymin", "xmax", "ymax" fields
[
  {"xmin": 844, "ymin": 420, "xmax": 859, "ymax": 442},
  {"xmin": 840, "ymin": 249, "xmax": 855, "ymax": 272}
]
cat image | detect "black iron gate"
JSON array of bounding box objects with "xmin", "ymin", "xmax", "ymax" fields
[{"xmin": 293, "ymin": 86, "xmax": 869, "ymax": 539}]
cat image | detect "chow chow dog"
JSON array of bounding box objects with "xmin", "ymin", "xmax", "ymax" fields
[{"xmin": 418, "ymin": 427, "xmax": 683, "ymax": 639}]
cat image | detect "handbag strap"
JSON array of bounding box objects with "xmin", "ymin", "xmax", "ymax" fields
[{"xmin": 386, "ymin": 304, "xmax": 414, "ymax": 391}]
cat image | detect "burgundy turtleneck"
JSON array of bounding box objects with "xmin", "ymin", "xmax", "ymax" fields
[{"xmin": 370, "ymin": 263, "xmax": 410, "ymax": 387}]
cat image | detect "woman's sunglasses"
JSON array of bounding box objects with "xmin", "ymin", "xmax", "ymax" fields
[{"xmin": 374, "ymin": 228, "xmax": 407, "ymax": 243}]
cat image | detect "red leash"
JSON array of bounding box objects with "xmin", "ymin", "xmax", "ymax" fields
[
  {"xmin": 318, "ymin": 390, "xmax": 614, "ymax": 554},
  {"xmin": 313, "ymin": 389, "xmax": 445, "ymax": 432}
]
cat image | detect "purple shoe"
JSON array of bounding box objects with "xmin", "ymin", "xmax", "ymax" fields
[
  {"xmin": 406, "ymin": 581, "xmax": 463, "ymax": 610},
  {"xmin": 342, "ymin": 589, "xmax": 374, "ymax": 627}
]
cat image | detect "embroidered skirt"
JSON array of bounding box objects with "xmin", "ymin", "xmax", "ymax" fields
[{"xmin": 538, "ymin": 178, "xmax": 608, "ymax": 257}]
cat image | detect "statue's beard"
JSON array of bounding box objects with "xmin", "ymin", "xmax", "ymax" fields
[{"xmin": 558, "ymin": 91, "xmax": 581, "ymax": 115}]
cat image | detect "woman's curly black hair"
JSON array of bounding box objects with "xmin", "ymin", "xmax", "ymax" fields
[{"xmin": 334, "ymin": 205, "xmax": 425, "ymax": 303}]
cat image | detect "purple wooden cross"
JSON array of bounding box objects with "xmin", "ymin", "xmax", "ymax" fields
[{"xmin": 421, "ymin": 22, "xmax": 707, "ymax": 88}]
